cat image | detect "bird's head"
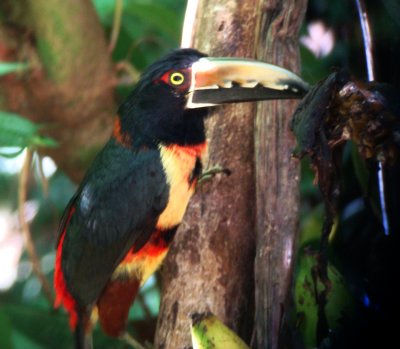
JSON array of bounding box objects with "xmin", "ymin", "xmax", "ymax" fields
[{"xmin": 117, "ymin": 48, "xmax": 309, "ymax": 147}]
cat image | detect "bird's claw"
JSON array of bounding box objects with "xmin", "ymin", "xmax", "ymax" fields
[
  {"xmin": 122, "ymin": 332, "xmax": 151, "ymax": 349},
  {"xmin": 196, "ymin": 165, "xmax": 232, "ymax": 188}
]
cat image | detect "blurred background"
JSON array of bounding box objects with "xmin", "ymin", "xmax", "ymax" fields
[{"xmin": 1, "ymin": 0, "xmax": 399, "ymax": 348}]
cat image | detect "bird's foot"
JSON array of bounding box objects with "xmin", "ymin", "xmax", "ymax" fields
[
  {"xmin": 196, "ymin": 165, "xmax": 231, "ymax": 188},
  {"xmin": 122, "ymin": 332, "xmax": 152, "ymax": 349}
]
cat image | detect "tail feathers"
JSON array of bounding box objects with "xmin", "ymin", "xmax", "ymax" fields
[{"xmin": 75, "ymin": 316, "xmax": 93, "ymax": 349}]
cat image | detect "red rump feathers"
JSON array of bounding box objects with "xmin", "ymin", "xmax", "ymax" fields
[{"xmin": 54, "ymin": 207, "xmax": 78, "ymax": 329}]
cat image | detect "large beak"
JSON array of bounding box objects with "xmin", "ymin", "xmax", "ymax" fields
[{"xmin": 186, "ymin": 57, "xmax": 310, "ymax": 108}]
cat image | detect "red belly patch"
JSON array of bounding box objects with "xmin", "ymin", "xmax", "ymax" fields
[
  {"xmin": 97, "ymin": 229, "xmax": 173, "ymax": 337},
  {"xmin": 97, "ymin": 278, "xmax": 140, "ymax": 337}
]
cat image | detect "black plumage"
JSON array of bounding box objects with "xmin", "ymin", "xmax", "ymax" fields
[{"xmin": 59, "ymin": 139, "xmax": 168, "ymax": 305}]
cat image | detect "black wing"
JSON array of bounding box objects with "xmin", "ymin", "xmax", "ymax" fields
[{"xmin": 59, "ymin": 140, "xmax": 169, "ymax": 307}]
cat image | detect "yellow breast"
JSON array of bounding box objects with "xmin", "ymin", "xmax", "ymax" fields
[
  {"xmin": 156, "ymin": 143, "xmax": 206, "ymax": 229},
  {"xmin": 112, "ymin": 249, "xmax": 168, "ymax": 285}
]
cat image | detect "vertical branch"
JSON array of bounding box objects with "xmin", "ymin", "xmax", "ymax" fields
[
  {"xmin": 155, "ymin": 0, "xmax": 262, "ymax": 347},
  {"xmin": 253, "ymin": 1, "xmax": 307, "ymax": 348},
  {"xmin": 18, "ymin": 149, "xmax": 54, "ymax": 305},
  {"xmin": 156, "ymin": 1, "xmax": 307, "ymax": 348},
  {"xmin": 181, "ymin": 0, "xmax": 199, "ymax": 48}
]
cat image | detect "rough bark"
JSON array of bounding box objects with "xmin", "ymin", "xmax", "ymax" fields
[
  {"xmin": 0, "ymin": 0, "xmax": 115, "ymax": 181},
  {"xmin": 154, "ymin": 1, "xmax": 259, "ymax": 348},
  {"xmin": 254, "ymin": 1, "xmax": 307, "ymax": 349},
  {"xmin": 155, "ymin": 0, "xmax": 305, "ymax": 348}
]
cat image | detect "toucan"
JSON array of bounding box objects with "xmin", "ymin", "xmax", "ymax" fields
[{"xmin": 54, "ymin": 48, "xmax": 309, "ymax": 349}]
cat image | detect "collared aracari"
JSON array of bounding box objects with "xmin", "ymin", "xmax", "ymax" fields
[{"xmin": 54, "ymin": 48, "xmax": 309, "ymax": 348}]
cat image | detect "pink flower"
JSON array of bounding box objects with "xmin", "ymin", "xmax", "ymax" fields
[{"xmin": 300, "ymin": 21, "xmax": 335, "ymax": 58}]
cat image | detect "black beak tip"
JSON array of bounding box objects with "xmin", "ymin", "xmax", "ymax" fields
[{"xmin": 280, "ymin": 79, "xmax": 311, "ymax": 98}]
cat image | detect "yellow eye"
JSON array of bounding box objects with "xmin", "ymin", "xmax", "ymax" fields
[{"xmin": 170, "ymin": 72, "xmax": 185, "ymax": 85}]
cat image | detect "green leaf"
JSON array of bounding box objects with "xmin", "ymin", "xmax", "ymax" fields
[
  {"xmin": 294, "ymin": 250, "xmax": 354, "ymax": 348},
  {"xmin": 12, "ymin": 330, "xmax": 42, "ymax": 349},
  {"xmin": 93, "ymin": 0, "xmax": 183, "ymax": 41},
  {"xmin": 0, "ymin": 147, "xmax": 25, "ymax": 158},
  {"xmin": 0, "ymin": 111, "xmax": 38, "ymax": 148},
  {"xmin": 0, "ymin": 111, "xmax": 57, "ymax": 150},
  {"xmin": 92, "ymin": 0, "xmax": 117, "ymax": 24},
  {"xmin": 0, "ymin": 62, "xmax": 29, "ymax": 76},
  {"xmin": 0, "ymin": 111, "xmax": 38, "ymax": 134},
  {"xmin": 124, "ymin": 2, "xmax": 182, "ymax": 42},
  {"xmin": 1, "ymin": 303, "xmax": 72, "ymax": 349},
  {"xmin": 0, "ymin": 309, "xmax": 13, "ymax": 349},
  {"xmin": 30, "ymin": 135, "xmax": 58, "ymax": 148},
  {"xmin": 1, "ymin": 303, "xmax": 126, "ymax": 349}
]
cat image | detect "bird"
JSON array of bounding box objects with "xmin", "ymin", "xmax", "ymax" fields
[{"xmin": 53, "ymin": 48, "xmax": 309, "ymax": 349}]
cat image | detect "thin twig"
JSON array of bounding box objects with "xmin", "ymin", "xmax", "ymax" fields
[
  {"xmin": 18, "ymin": 148, "xmax": 54, "ymax": 305},
  {"xmin": 377, "ymin": 163, "xmax": 389, "ymax": 235},
  {"xmin": 109, "ymin": 0, "xmax": 123, "ymax": 53},
  {"xmin": 37, "ymin": 154, "xmax": 49, "ymax": 197},
  {"xmin": 355, "ymin": 0, "xmax": 375, "ymax": 80},
  {"xmin": 125, "ymin": 36, "xmax": 166, "ymax": 62},
  {"xmin": 115, "ymin": 60, "xmax": 141, "ymax": 86},
  {"xmin": 355, "ymin": 0, "xmax": 389, "ymax": 235},
  {"xmin": 122, "ymin": 332, "xmax": 149, "ymax": 349}
]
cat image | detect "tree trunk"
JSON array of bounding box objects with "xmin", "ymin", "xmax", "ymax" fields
[
  {"xmin": 155, "ymin": 0, "xmax": 306, "ymax": 348},
  {"xmin": 0, "ymin": 0, "xmax": 115, "ymax": 181},
  {"xmin": 154, "ymin": 1, "xmax": 259, "ymax": 348},
  {"xmin": 254, "ymin": 1, "xmax": 307, "ymax": 348}
]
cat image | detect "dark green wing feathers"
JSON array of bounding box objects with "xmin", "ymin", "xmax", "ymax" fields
[{"xmin": 58, "ymin": 140, "xmax": 169, "ymax": 306}]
